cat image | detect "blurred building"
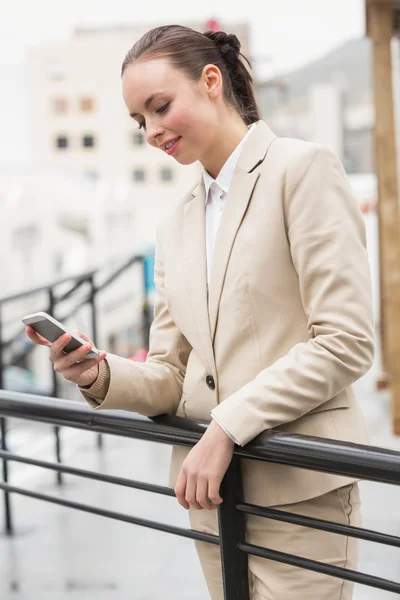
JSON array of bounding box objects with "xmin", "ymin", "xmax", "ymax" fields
[
  {"xmin": 27, "ymin": 20, "xmax": 250, "ymax": 244},
  {"xmin": 1, "ymin": 21, "xmax": 251, "ymax": 390},
  {"xmin": 0, "ymin": 167, "xmax": 141, "ymax": 291},
  {"xmin": 256, "ymin": 37, "xmax": 400, "ymax": 176},
  {"xmin": 0, "ymin": 168, "xmax": 145, "ymax": 386}
]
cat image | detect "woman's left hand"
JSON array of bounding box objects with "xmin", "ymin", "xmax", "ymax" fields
[{"xmin": 175, "ymin": 419, "xmax": 235, "ymax": 510}]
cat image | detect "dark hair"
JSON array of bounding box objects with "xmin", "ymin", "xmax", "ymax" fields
[{"xmin": 121, "ymin": 25, "xmax": 260, "ymax": 126}]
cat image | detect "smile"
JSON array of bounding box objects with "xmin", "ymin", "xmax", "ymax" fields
[{"xmin": 163, "ymin": 137, "xmax": 181, "ymax": 155}]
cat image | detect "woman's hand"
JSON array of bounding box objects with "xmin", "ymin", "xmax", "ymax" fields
[
  {"xmin": 174, "ymin": 419, "xmax": 235, "ymax": 510},
  {"xmin": 25, "ymin": 326, "xmax": 107, "ymax": 388}
]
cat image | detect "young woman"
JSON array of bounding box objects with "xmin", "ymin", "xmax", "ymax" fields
[{"xmin": 26, "ymin": 25, "xmax": 375, "ymax": 600}]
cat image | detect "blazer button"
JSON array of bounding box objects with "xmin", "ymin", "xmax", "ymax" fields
[{"xmin": 206, "ymin": 375, "xmax": 215, "ymax": 390}]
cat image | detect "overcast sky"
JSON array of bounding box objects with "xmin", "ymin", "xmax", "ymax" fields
[{"xmin": 0, "ymin": 0, "xmax": 365, "ymax": 75}]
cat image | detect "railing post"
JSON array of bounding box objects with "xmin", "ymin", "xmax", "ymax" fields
[
  {"xmin": 49, "ymin": 288, "xmax": 63, "ymax": 485},
  {"xmin": 218, "ymin": 456, "xmax": 250, "ymax": 600},
  {"xmin": 141, "ymin": 257, "xmax": 151, "ymax": 351},
  {"xmin": 0, "ymin": 306, "xmax": 13, "ymax": 535},
  {"xmin": 88, "ymin": 275, "xmax": 103, "ymax": 450}
]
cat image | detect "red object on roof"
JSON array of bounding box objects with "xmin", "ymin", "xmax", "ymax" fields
[{"xmin": 206, "ymin": 18, "xmax": 221, "ymax": 32}]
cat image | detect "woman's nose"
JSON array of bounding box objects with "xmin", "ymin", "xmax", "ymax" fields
[{"xmin": 146, "ymin": 123, "xmax": 164, "ymax": 146}]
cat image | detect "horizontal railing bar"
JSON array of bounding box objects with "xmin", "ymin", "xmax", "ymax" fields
[
  {"xmin": 1, "ymin": 255, "xmax": 146, "ymax": 354},
  {"xmin": 1, "ymin": 392, "xmax": 400, "ymax": 486},
  {"xmin": 236, "ymin": 503, "xmax": 400, "ymax": 548},
  {"xmin": 2, "ymin": 301, "xmax": 89, "ymax": 353},
  {"xmin": 0, "ymin": 449, "xmax": 175, "ymax": 497},
  {"xmin": 0, "ymin": 271, "xmax": 97, "ymax": 304},
  {"xmin": 236, "ymin": 432, "xmax": 400, "ymax": 486},
  {"xmin": 0, "ymin": 391, "xmax": 205, "ymax": 446},
  {"xmin": 57, "ymin": 256, "xmax": 146, "ymax": 313},
  {"xmin": 54, "ymin": 256, "xmax": 146, "ymax": 322},
  {"xmin": 0, "ymin": 252, "xmax": 143, "ymax": 307},
  {"xmin": 56, "ymin": 277, "xmax": 91, "ymax": 303},
  {"xmin": 239, "ymin": 542, "xmax": 400, "ymax": 594},
  {"xmin": 95, "ymin": 255, "xmax": 144, "ymax": 294},
  {"xmin": 55, "ymin": 256, "xmax": 145, "ymax": 312},
  {"xmin": 0, "ymin": 481, "xmax": 219, "ymax": 546},
  {"xmin": 2, "ymin": 285, "xmax": 92, "ymax": 355}
]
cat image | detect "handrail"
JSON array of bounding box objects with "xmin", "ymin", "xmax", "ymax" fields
[
  {"xmin": 0, "ymin": 251, "xmax": 146, "ymax": 306},
  {"xmin": 0, "ymin": 250, "xmax": 153, "ymax": 533},
  {"xmin": 0, "ymin": 253, "xmax": 146, "ymax": 353},
  {"xmin": 2, "ymin": 389, "xmax": 400, "ymax": 596},
  {"xmin": 1, "ymin": 390, "xmax": 400, "ymax": 486},
  {"xmin": 0, "ymin": 270, "xmax": 97, "ymax": 305}
]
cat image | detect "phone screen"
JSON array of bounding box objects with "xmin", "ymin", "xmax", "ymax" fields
[{"xmin": 29, "ymin": 320, "xmax": 83, "ymax": 353}]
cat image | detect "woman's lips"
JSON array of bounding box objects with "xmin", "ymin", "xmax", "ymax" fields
[{"xmin": 165, "ymin": 137, "xmax": 181, "ymax": 155}]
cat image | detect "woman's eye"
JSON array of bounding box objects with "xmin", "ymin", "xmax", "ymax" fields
[
  {"xmin": 156, "ymin": 102, "xmax": 170, "ymax": 114},
  {"xmin": 138, "ymin": 122, "xmax": 145, "ymax": 130}
]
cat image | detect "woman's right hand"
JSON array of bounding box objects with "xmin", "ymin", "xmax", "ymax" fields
[{"xmin": 25, "ymin": 326, "xmax": 107, "ymax": 388}]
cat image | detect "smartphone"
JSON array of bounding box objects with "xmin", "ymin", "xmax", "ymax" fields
[{"xmin": 22, "ymin": 311, "xmax": 100, "ymax": 360}]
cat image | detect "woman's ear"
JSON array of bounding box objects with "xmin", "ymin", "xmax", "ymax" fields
[{"xmin": 202, "ymin": 64, "xmax": 223, "ymax": 99}]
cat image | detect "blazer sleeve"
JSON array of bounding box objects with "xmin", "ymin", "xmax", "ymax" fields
[
  {"xmin": 79, "ymin": 225, "xmax": 192, "ymax": 415},
  {"xmin": 211, "ymin": 146, "xmax": 375, "ymax": 446}
]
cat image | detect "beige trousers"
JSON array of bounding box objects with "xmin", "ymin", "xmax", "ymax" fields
[{"xmin": 189, "ymin": 483, "xmax": 360, "ymax": 600}]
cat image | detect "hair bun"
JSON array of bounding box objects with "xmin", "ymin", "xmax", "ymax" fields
[{"xmin": 204, "ymin": 31, "xmax": 241, "ymax": 61}]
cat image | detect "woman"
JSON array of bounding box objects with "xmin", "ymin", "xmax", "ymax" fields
[{"xmin": 26, "ymin": 25, "xmax": 374, "ymax": 600}]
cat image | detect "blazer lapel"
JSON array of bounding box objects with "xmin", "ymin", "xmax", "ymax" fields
[
  {"xmin": 207, "ymin": 168, "xmax": 260, "ymax": 340},
  {"xmin": 182, "ymin": 120, "xmax": 277, "ymax": 362},
  {"xmin": 208, "ymin": 120, "xmax": 278, "ymax": 341},
  {"xmin": 183, "ymin": 181, "xmax": 215, "ymax": 373}
]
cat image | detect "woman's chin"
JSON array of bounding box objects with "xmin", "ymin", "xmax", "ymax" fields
[{"xmin": 174, "ymin": 154, "xmax": 199, "ymax": 166}]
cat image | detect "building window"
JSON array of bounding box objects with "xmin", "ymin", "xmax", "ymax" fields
[
  {"xmin": 55, "ymin": 135, "xmax": 69, "ymax": 149},
  {"xmin": 160, "ymin": 167, "xmax": 173, "ymax": 182},
  {"xmin": 53, "ymin": 98, "xmax": 68, "ymax": 114},
  {"xmin": 82, "ymin": 135, "xmax": 95, "ymax": 148},
  {"xmin": 133, "ymin": 168, "xmax": 146, "ymax": 182},
  {"xmin": 80, "ymin": 97, "xmax": 95, "ymax": 112},
  {"xmin": 133, "ymin": 131, "xmax": 145, "ymax": 146},
  {"xmin": 85, "ymin": 170, "xmax": 98, "ymax": 181},
  {"xmin": 48, "ymin": 61, "xmax": 66, "ymax": 81}
]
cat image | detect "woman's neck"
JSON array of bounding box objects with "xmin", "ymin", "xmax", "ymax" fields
[{"xmin": 201, "ymin": 116, "xmax": 250, "ymax": 180}]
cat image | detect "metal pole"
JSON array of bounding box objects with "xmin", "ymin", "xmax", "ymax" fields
[
  {"xmin": 49, "ymin": 289, "xmax": 63, "ymax": 485},
  {"xmin": 367, "ymin": 1, "xmax": 400, "ymax": 433},
  {"xmin": 0, "ymin": 305, "xmax": 12, "ymax": 534},
  {"xmin": 142, "ymin": 258, "xmax": 151, "ymax": 351},
  {"xmin": 218, "ymin": 457, "xmax": 250, "ymax": 600},
  {"xmin": 89, "ymin": 275, "xmax": 103, "ymax": 450}
]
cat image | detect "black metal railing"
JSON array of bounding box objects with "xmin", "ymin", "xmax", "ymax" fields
[
  {"xmin": 1, "ymin": 390, "xmax": 400, "ymax": 598},
  {"xmin": 0, "ymin": 253, "xmax": 152, "ymax": 533}
]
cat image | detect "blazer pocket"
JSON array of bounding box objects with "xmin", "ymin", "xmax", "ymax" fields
[{"xmin": 308, "ymin": 393, "xmax": 350, "ymax": 415}]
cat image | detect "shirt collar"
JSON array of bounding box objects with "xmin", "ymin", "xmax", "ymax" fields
[{"xmin": 202, "ymin": 122, "xmax": 256, "ymax": 203}]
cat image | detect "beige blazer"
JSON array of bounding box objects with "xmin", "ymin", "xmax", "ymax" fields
[{"xmin": 80, "ymin": 120, "xmax": 375, "ymax": 507}]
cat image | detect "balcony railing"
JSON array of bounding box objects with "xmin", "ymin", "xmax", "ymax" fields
[
  {"xmin": 0, "ymin": 253, "xmax": 152, "ymax": 532},
  {"xmin": 1, "ymin": 390, "xmax": 400, "ymax": 599}
]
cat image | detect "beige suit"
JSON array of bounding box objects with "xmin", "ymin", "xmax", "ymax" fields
[{"xmin": 80, "ymin": 120, "xmax": 374, "ymax": 598}]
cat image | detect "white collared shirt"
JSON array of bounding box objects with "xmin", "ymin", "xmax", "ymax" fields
[
  {"xmin": 203, "ymin": 123, "xmax": 256, "ymax": 285},
  {"xmin": 202, "ymin": 122, "xmax": 256, "ymax": 444}
]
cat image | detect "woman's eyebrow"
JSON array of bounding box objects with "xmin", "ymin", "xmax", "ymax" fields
[{"xmin": 130, "ymin": 92, "xmax": 164, "ymax": 118}]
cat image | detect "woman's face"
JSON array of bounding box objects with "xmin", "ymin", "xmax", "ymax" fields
[{"xmin": 122, "ymin": 58, "xmax": 220, "ymax": 165}]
